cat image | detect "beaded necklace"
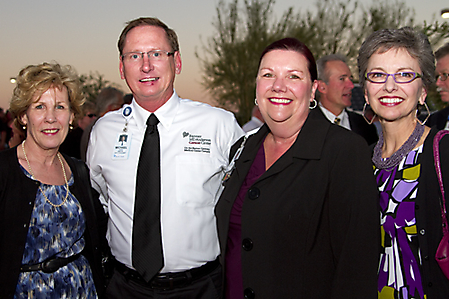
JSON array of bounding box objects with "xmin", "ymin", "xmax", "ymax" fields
[
  {"xmin": 21, "ymin": 141, "xmax": 70, "ymax": 207},
  {"xmin": 372, "ymin": 122, "xmax": 424, "ymax": 170}
]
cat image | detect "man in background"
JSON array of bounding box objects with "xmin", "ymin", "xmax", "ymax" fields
[
  {"xmin": 312, "ymin": 54, "xmax": 378, "ymax": 145},
  {"xmin": 242, "ymin": 105, "xmax": 264, "ymax": 132},
  {"xmin": 427, "ymin": 43, "xmax": 449, "ymax": 129},
  {"xmin": 60, "ymin": 101, "xmax": 96, "ymax": 158},
  {"xmin": 80, "ymin": 87, "xmax": 124, "ymax": 161}
]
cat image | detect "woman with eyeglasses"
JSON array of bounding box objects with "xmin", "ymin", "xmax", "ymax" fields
[{"xmin": 358, "ymin": 27, "xmax": 449, "ymax": 298}]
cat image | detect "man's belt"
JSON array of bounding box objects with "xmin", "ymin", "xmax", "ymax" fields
[{"xmin": 115, "ymin": 258, "xmax": 219, "ymax": 290}]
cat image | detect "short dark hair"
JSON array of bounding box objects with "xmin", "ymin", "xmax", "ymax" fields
[
  {"xmin": 358, "ymin": 27, "xmax": 435, "ymax": 91},
  {"xmin": 258, "ymin": 37, "xmax": 317, "ymax": 82},
  {"xmin": 117, "ymin": 17, "xmax": 179, "ymax": 56}
]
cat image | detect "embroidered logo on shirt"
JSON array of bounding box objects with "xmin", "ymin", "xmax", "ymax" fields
[{"xmin": 183, "ymin": 132, "xmax": 211, "ymax": 153}]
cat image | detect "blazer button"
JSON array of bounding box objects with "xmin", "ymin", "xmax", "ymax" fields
[
  {"xmin": 242, "ymin": 238, "xmax": 253, "ymax": 251},
  {"xmin": 420, "ymin": 229, "xmax": 426, "ymax": 235},
  {"xmin": 244, "ymin": 288, "xmax": 255, "ymax": 299},
  {"xmin": 248, "ymin": 188, "xmax": 260, "ymax": 200}
]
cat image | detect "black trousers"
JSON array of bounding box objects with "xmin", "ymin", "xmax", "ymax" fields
[{"xmin": 105, "ymin": 264, "xmax": 222, "ymax": 299}]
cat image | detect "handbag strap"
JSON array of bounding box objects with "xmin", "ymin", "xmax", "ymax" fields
[{"xmin": 433, "ymin": 130, "xmax": 449, "ymax": 235}]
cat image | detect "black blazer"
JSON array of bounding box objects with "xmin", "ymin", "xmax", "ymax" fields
[
  {"xmin": 409, "ymin": 128, "xmax": 449, "ymax": 297},
  {"xmin": 215, "ymin": 109, "xmax": 380, "ymax": 298},
  {"xmin": 427, "ymin": 106, "xmax": 449, "ymax": 130},
  {"xmin": 310, "ymin": 107, "xmax": 378, "ymax": 146},
  {"xmin": 0, "ymin": 147, "xmax": 107, "ymax": 298},
  {"xmin": 347, "ymin": 110, "xmax": 379, "ymax": 145}
]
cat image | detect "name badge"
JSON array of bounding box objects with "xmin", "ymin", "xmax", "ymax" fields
[{"xmin": 112, "ymin": 132, "xmax": 132, "ymax": 159}]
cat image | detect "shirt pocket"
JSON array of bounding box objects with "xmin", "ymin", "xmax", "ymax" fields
[{"xmin": 175, "ymin": 155, "xmax": 223, "ymax": 207}]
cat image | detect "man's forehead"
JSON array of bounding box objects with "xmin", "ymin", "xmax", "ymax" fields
[
  {"xmin": 327, "ymin": 63, "xmax": 352, "ymax": 78},
  {"xmin": 437, "ymin": 54, "xmax": 449, "ymax": 71}
]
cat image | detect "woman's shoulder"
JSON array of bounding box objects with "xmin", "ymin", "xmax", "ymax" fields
[
  {"xmin": 0, "ymin": 147, "xmax": 18, "ymax": 166},
  {"xmin": 62, "ymin": 154, "xmax": 88, "ymax": 180}
]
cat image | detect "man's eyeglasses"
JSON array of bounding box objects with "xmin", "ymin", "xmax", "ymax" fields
[
  {"xmin": 436, "ymin": 73, "xmax": 449, "ymax": 82},
  {"xmin": 121, "ymin": 50, "xmax": 174, "ymax": 63},
  {"xmin": 365, "ymin": 72, "xmax": 422, "ymax": 84}
]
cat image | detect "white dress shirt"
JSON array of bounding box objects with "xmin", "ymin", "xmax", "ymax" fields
[
  {"xmin": 87, "ymin": 91, "xmax": 244, "ymax": 273},
  {"xmin": 318, "ymin": 103, "xmax": 351, "ymax": 131},
  {"xmin": 242, "ymin": 116, "xmax": 264, "ymax": 132}
]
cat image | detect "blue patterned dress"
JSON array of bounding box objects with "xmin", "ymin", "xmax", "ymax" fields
[
  {"xmin": 376, "ymin": 145, "xmax": 426, "ymax": 299},
  {"xmin": 14, "ymin": 166, "xmax": 97, "ymax": 298}
]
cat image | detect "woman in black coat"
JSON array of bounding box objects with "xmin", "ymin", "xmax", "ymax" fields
[{"xmin": 215, "ymin": 38, "xmax": 380, "ymax": 299}]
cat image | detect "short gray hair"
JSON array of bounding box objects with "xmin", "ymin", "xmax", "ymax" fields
[
  {"xmin": 357, "ymin": 27, "xmax": 435, "ymax": 91},
  {"xmin": 436, "ymin": 43, "xmax": 449, "ymax": 61},
  {"xmin": 316, "ymin": 54, "xmax": 348, "ymax": 83}
]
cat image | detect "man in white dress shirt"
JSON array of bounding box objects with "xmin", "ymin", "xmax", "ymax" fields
[{"xmin": 87, "ymin": 17, "xmax": 243, "ymax": 298}]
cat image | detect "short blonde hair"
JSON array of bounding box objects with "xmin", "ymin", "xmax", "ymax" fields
[{"xmin": 10, "ymin": 62, "xmax": 85, "ymax": 132}]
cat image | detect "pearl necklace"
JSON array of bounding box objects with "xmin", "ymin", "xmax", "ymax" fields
[
  {"xmin": 372, "ymin": 122, "xmax": 424, "ymax": 170},
  {"xmin": 21, "ymin": 141, "xmax": 70, "ymax": 208}
]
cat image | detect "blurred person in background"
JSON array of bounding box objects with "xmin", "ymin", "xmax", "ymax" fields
[
  {"xmin": 242, "ymin": 105, "xmax": 264, "ymax": 133},
  {"xmin": 80, "ymin": 87, "xmax": 124, "ymax": 161},
  {"xmin": 59, "ymin": 101, "xmax": 96, "ymax": 159},
  {"xmin": 427, "ymin": 43, "xmax": 449, "ymax": 129},
  {"xmin": 313, "ymin": 54, "xmax": 378, "ymax": 145}
]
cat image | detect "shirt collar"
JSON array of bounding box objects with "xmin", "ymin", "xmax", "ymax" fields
[
  {"xmin": 318, "ymin": 102, "xmax": 347, "ymax": 122},
  {"xmin": 251, "ymin": 116, "xmax": 264, "ymax": 127},
  {"xmin": 131, "ymin": 90, "xmax": 180, "ymax": 131}
]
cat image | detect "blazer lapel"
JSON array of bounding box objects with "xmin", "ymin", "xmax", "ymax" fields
[{"xmin": 257, "ymin": 110, "xmax": 330, "ymax": 182}]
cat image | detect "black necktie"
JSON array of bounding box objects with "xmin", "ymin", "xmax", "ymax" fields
[{"xmin": 132, "ymin": 113, "xmax": 163, "ymax": 282}]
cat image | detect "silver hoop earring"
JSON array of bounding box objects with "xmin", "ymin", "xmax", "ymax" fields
[
  {"xmin": 416, "ymin": 102, "xmax": 430, "ymax": 125},
  {"xmin": 254, "ymin": 98, "xmax": 258, "ymax": 106},
  {"xmin": 309, "ymin": 99, "xmax": 317, "ymax": 109},
  {"xmin": 362, "ymin": 103, "xmax": 375, "ymax": 125}
]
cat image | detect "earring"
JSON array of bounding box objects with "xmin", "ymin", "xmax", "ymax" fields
[
  {"xmin": 69, "ymin": 124, "xmax": 74, "ymax": 130},
  {"xmin": 416, "ymin": 102, "xmax": 430, "ymax": 126},
  {"xmin": 254, "ymin": 98, "xmax": 258, "ymax": 106},
  {"xmin": 362, "ymin": 103, "xmax": 375, "ymax": 125},
  {"xmin": 309, "ymin": 99, "xmax": 317, "ymax": 109},
  {"xmin": 22, "ymin": 125, "xmax": 26, "ymax": 130}
]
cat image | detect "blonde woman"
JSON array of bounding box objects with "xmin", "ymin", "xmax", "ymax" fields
[{"xmin": 0, "ymin": 62, "xmax": 106, "ymax": 298}]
